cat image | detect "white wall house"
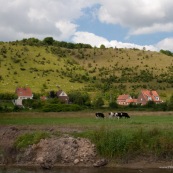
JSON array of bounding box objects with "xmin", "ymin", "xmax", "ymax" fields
[{"xmin": 15, "ymin": 87, "xmax": 33, "ymax": 106}]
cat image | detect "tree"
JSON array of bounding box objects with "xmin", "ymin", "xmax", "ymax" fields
[
  {"xmin": 167, "ymin": 94, "xmax": 173, "ymax": 110},
  {"xmin": 100, "ymin": 44, "xmax": 106, "ymax": 49},
  {"xmin": 160, "ymin": 49, "xmax": 173, "ymax": 56},
  {"xmin": 68, "ymin": 91, "xmax": 91, "ymax": 106},
  {"xmin": 22, "ymin": 38, "xmax": 40, "ymax": 46},
  {"xmin": 145, "ymin": 101, "xmax": 156, "ymax": 108},
  {"xmin": 109, "ymin": 101, "xmax": 118, "ymax": 108},
  {"xmin": 43, "ymin": 37, "xmax": 54, "ymax": 45},
  {"xmin": 49, "ymin": 90, "xmax": 56, "ymax": 98},
  {"xmin": 93, "ymin": 97, "xmax": 104, "ymax": 108}
]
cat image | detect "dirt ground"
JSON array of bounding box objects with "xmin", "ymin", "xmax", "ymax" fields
[
  {"xmin": 0, "ymin": 124, "xmax": 173, "ymax": 169},
  {"xmin": 0, "ymin": 125, "xmax": 98, "ymax": 168}
]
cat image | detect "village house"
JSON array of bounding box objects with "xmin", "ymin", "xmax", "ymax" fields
[
  {"xmin": 56, "ymin": 90, "xmax": 69, "ymax": 104},
  {"xmin": 14, "ymin": 87, "xmax": 33, "ymax": 106},
  {"xmin": 137, "ymin": 90, "xmax": 162, "ymax": 105},
  {"xmin": 117, "ymin": 94, "xmax": 137, "ymax": 105}
]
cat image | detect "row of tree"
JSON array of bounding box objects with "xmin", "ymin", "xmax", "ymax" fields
[
  {"xmin": 15, "ymin": 37, "xmax": 92, "ymax": 49},
  {"xmin": 160, "ymin": 49, "xmax": 173, "ymax": 57},
  {"xmin": 1, "ymin": 91, "xmax": 173, "ymax": 112}
]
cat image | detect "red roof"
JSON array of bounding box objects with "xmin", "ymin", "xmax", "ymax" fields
[
  {"xmin": 141, "ymin": 90, "xmax": 160, "ymax": 102},
  {"xmin": 16, "ymin": 87, "xmax": 32, "ymax": 97},
  {"xmin": 117, "ymin": 94, "xmax": 131, "ymax": 100}
]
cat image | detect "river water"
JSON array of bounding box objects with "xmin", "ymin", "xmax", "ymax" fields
[{"xmin": 0, "ymin": 167, "xmax": 173, "ymax": 173}]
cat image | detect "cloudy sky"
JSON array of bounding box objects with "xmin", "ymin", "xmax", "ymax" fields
[{"xmin": 1, "ymin": 0, "xmax": 173, "ymax": 51}]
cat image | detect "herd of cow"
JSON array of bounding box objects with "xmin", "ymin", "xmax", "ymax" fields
[{"xmin": 95, "ymin": 112, "xmax": 130, "ymax": 119}]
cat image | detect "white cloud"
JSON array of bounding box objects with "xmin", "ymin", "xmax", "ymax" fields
[
  {"xmin": 56, "ymin": 21, "xmax": 78, "ymax": 40},
  {"xmin": 156, "ymin": 38, "xmax": 173, "ymax": 51},
  {"xmin": 96, "ymin": 0, "xmax": 173, "ymax": 35},
  {"xmin": 130, "ymin": 23, "xmax": 173, "ymax": 35},
  {"xmin": 0, "ymin": 0, "xmax": 96, "ymax": 41},
  {"xmin": 72, "ymin": 32, "xmax": 108, "ymax": 47},
  {"xmin": 0, "ymin": 0, "xmax": 173, "ymax": 52},
  {"xmin": 72, "ymin": 31, "xmax": 157, "ymax": 51}
]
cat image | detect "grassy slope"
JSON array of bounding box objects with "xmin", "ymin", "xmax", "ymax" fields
[
  {"xmin": 1, "ymin": 42, "xmax": 173, "ymax": 100},
  {"xmin": 0, "ymin": 43, "xmax": 86, "ymax": 93}
]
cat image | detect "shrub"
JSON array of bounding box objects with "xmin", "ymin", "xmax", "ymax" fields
[
  {"xmin": 109, "ymin": 101, "xmax": 118, "ymax": 108},
  {"xmin": 93, "ymin": 97, "xmax": 104, "ymax": 108},
  {"xmin": 68, "ymin": 91, "xmax": 91, "ymax": 106},
  {"xmin": 42, "ymin": 104, "xmax": 82, "ymax": 112},
  {"xmin": 0, "ymin": 93, "xmax": 17, "ymax": 100}
]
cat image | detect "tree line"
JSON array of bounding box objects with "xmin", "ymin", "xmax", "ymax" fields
[
  {"xmin": 14, "ymin": 37, "xmax": 92, "ymax": 49},
  {"xmin": 1, "ymin": 91, "xmax": 173, "ymax": 112}
]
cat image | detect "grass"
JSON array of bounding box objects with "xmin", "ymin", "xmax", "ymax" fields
[
  {"xmin": 2, "ymin": 111, "xmax": 173, "ymax": 160},
  {"xmin": 0, "ymin": 44, "xmax": 86, "ymax": 93},
  {"xmin": 1, "ymin": 112, "xmax": 173, "ymax": 130},
  {"xmin": 1, "ymin": 42, "xmax": 173, "ymax": 99},
  {"xmin": 86, "ymin": 127, "xmax": 173, "ymax": 160},
  {"xmin": 14, "ymin": 132, "xmax": 50, "ymax": 149}
]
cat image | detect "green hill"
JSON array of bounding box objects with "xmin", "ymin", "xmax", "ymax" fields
[{"xmin": 0, "ymin": 40, "xmax": 173, "ymax": 101}]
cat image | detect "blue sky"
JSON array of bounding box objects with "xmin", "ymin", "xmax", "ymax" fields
[{"xmin": 1, "ymin": 0, "xmax": 173, "ymax": 51}]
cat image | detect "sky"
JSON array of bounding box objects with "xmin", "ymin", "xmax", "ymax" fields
[{"xmin": 1, "ymin": 0, "xmax": 173, "ymax": 51}]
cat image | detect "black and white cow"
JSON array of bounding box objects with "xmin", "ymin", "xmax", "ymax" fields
[
  {"xmin": 108, "ymin": 112, "xmax": 116, "ymax": 118},
  {"xmin": 121, "ymin": 112, "xmax": 130, "ymax": 118},
  {"xmin": 95, "ymin": 112, "xmax": 105, "ymax": 118},
  {"xmin": 115, "ymin": 112, "xmax": 130, "ymax": 119}
]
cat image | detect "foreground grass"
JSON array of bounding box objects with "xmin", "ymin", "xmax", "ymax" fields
[{"xmin": 82, "ymin": 127, "xmax": 173, "ymax": 160}]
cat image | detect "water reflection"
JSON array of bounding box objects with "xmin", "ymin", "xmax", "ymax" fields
[{"xmin": 1, "ymin": 167, "xmax": 173, "ymax": 173}]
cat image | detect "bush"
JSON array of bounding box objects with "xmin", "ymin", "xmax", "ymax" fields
[
  {"xmin": 0, "ymin": 93, "xmax": 17, "ymax": 100},
  {"xmin": 42, "ymin": 104, "xmax": 82, "ymax": 112},
  {"xmin": 93, "ymin": 97, "xmax": 104, "ymax": 108},
  {"xmin": 109, "ymin": 102, "xmax": 118, "ymax": 108},
  {"xmin": 68, "ymin": 91, "xmax": 91, "ymax": 106}
]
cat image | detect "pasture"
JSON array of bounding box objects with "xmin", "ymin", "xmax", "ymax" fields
[{"xmin": 1, "ymin": 111, "xmax": 173, "ymax": 132}]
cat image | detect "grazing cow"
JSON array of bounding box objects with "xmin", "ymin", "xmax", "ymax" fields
[
  {"xmin": 114, "ymin": 112, "xmax": 122, "ymax": 119},
  {"xmin": 95, "ymin": 112, "xmax": 105, "ymax": 118},
  {"xmin": 108, "ymin": 112, "xmax": 116, "ymax": 118},
  {"xmin": 121, "ymin": 112, "xmax": 130, "ymax": 118},
  {"xmin": 115, "ymin": 112, "xmax": 130, "ymax": 119}
]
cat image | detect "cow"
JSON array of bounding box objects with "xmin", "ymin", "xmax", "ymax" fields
[
  {"xmin": 95, "ymin": 112, "xmax": 105, "ymax": 118},
  {"xmin": 108, "ymin": 112, "xmax": 116, "ymax": 118},
  {"xmin": 115, "ymin": 112, "xmax": 130, "ymax": 119},
  {"xmin": 121, "ymin": 112, "xmax": 130, "ymax": 118}
]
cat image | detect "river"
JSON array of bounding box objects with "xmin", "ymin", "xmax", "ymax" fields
[{"xmin": 0, "ymin": 167, "xmax": 173, "ymax": 173}]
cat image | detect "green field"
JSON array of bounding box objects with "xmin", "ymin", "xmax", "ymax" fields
[
  {"xmin": 1, "ymin": 112, "xmax": 173, "ymax": 131},
  {"xmin": 1, "ymin": 111, "xmax": 173, "ymax": 160}
]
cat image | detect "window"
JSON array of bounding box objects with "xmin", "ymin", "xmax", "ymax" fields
[
  {"xmin": 148, "ymin": 96, "xmax": 152, "ymax": 101},
  {"xmin": 155, "ymin": 96, "xmax": 159, "ymax": 101}
]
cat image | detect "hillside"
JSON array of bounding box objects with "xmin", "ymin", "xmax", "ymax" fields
[{"xmin": 0, "ymin": 40, "xmax": 173, "ymax": 100}]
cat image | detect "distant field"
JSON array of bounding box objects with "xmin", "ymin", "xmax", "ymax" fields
[{"xmin": 1, "ymin": 111, "xmax": 173, "ymax": 132}]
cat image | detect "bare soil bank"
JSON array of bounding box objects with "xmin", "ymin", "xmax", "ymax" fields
[{"xmin": 0, "ymin": 124, "xmax": 173, "ymax": 169}]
